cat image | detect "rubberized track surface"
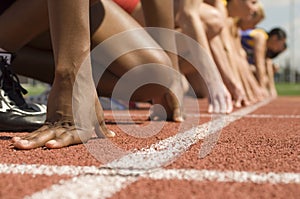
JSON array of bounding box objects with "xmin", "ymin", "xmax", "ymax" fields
[{"xmin": 0, "ymin": 97, "xmax": 299, "ymax": 199}]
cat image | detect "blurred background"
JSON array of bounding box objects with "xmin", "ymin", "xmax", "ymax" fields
[
  {"xmin": 22, "ymin": 0, "xmax": 300, "ymax": 97},
  {"xmin": 259, "ymin": 0, "xmax": 300, "ymax": 95}
]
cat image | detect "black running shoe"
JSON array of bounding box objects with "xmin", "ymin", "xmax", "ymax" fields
[{"xmin": 0, "ymin": 52, "xmax": 46, "ymax": 131}]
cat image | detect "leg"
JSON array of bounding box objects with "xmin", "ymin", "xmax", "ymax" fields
[
  {"xmin": 0, "ymin": 0, "xmax": 48, "ymax": 51},
  {"xmin": 134, "ymin": 0, "xmax": 233, "ymax": 113},
  {"xmin": 13, "ymin": 0, "xmax": 186, "ymax": 149},
  {"xmin": 12, "ymin": 32, "xmax": 55, "ymax": 84},
  {"xmin": 0, "ymin": 0, "xmax": 48, "ymax": 132},
  {"xmin": 13, "ymin": 0, "xmax": 184, "ymax": 117},
  {"xmin": 91, "ymin": 0, "xmax": 184, "ymax": 120}
]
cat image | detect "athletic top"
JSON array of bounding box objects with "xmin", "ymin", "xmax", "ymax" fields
[
  {"xmin": 241, "ymin": 29, "xmax": 268, "ymax": 64},
  {"xmin": 222, "ymin": 0, "xmax": 227, "ymax": 6},
  {"xmin": 113, "ymin": 0, "xmax": 140, "ymax": 14}
]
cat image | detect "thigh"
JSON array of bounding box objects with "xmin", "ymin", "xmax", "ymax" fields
[{"xmin": 90, "ymin": 0, "xmax": 171, "ymax": 77}]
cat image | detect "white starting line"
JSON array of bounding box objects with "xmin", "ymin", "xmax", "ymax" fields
[
  {"xmin": 105, "ymin": 112, "xmax": 300, "ymax": 119},
  {"xmin": 103, "ymin": 99, "xmax": 275, "ymax": 169},
  {"xmin": 2, "ymin": 98, "xmax": 299, "ymax": 199},
  {"xmin": 1, "ymin": 163, "xmax": 299, "ymax": 184},
  {"xmin": 0, "ymin": 163, "xmax": 299, "ymax": 199}
]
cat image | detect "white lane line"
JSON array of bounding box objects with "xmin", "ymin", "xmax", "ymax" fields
[
  {"xmin": 105, "ymin": 99, "xmax": 271, "ymax": 169},
  {"xmin": 8, "ymin": 99, "xmax": 272, "ymax": 198},
  {"xmin": 0, "ymin": 164, "xmax": 102, "ymax": 176},
  {"xmin": 194, "ymin": 114, "xmax": 300, "ymax": 119},
  {"xmin": 2, "ymin": 163, "xmax": 299, "ymax": 185},
  {"xmin": 106, "ymin": 112, "xmax": 300, "ymax": 119},
  {"xmin": 244, "ymin": 114, "xmax": 300, "ymax": 119},
  {"xmin": 2, "ymin": 163, "xmax": 298, "ymax": 199},
  {"xmin": 23, "ymin": 168, "xmax": 300, "ymax": 199},
  {"xmin": 147, "ymin": 169, "xmax": 300, "ymax": 184},
  {"xmin": 25, "ymin": 175, "xmax": 137, "ymax": 199},
  {"xmin": 0, "ymin": 163, "xmax": 144, "ymax": 177}
]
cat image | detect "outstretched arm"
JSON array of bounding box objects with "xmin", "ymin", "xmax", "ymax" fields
[
  {"xmin": 176, "ymin": 0, "xmax": 233, "ymax": 113},
  {"xmin": 253, "ymin": 31, "xmax": 268, "ymax": 88}
]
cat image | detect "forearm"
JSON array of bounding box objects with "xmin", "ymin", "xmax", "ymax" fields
[
  {"xmin": 210, "ymin": 36, "xmax": 239, "ymax": 88},
  {"xmin": 176, "ymin": 0, "xmax": 225, "ymax": 86},
  {"xmin": 48, "ymin": 0, "xmax": 91, "ymax": 77},
  {"xmin": 254, "ymin": 38, "xmax": 267, "ymax": 87},
  {"xmin": 265, "ymin": 58, "xmax": 276, "ymax": 89},
  {"xmin": 255, "ymin": 61, "xmax": 267, "ymax": 87}
]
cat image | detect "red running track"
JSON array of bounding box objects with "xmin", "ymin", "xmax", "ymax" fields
[{"xmin": 0, "ymin": 96, "xmax": 299, "ymax": 199}]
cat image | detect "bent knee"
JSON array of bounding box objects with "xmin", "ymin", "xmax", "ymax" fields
[
  {"xmin": 126, "ymin": 49, "xmax": 173, "ymax": 70},
  {"xmin": 114, "ymin": 49, "xmax": 175, "ymax": 85},
  {"xmin": 201, "ymin": 8, "xmax": 224, "ymax": 39}
]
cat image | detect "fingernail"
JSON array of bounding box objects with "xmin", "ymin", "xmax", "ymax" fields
[
  {"xmin": 227, "ymin": 107, "xmax": 233, "ymax": 114},
  {"xmin": 106, "ymin": 130, "xmax": 116, "ymax": 137},
  {"xmin": 19, "ymin": 140, "xmax": 30, "ymax": 145},
  {"xmin": 47, "ymin": 140, "xmax": 57, "ymax": 145},
  {"xmin": 235, "ymin": 102, "xmax": 241, "ymax": 108},
  {"xmin": 175, "ymin": 116, "xmax": 184, "ymax": 122},
  {"xmin": 12, "ymin": 137, "xmax": 21, "ymax": 142}
]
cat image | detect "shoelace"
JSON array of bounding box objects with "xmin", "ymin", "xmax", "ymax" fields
[{"xmin": 0, "ymin": 54, "xmax": 29, "ymax": 108}]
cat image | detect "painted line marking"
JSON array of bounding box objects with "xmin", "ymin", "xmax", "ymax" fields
[
  {"xmin": 243, "ymin": 114, "xmax": 300, "ymax": 119},
  {"xmin": 4, "ymin": 99, "xmax": 275, "ymax": 198},
  {"xmin": 197, "ymin": 114, "xmax": 300, "ymax": 119},
  {"xmin": 1, "ymin": 163, "xmax": 299, "ymax": 185},
  {"xmin": 105, "ymin": 112, "xmax": 300, "ymax": 119},
  {"xmin": 1, "ymin": 163, "xmax": 298, "ymax": 199},
  {"xmin": 25, "ymin": 175, "xmax": 136, "ymax": 199},
  {"xmin": 105, "ymin": 99, "xmax": 271, "ymax": 169},
  {"xmin": 147, "ymin": 169, "xmax": 300, "ymax": 184},
  {"xmin": 18, "ymin": 168, "xmax": 300, "ymax": 199}
]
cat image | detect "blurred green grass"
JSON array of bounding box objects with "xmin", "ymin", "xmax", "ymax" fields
[
  {"xmin": 22, "ymin": 82, "xmax": 300, "ymax": 98},
  {"xmin": 275, "ymin": 83, "xmax": 300, "ymax": 96},
  {"xmin": 22, "ymin": 83, "xmax": 47, "ymax": 97}
]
